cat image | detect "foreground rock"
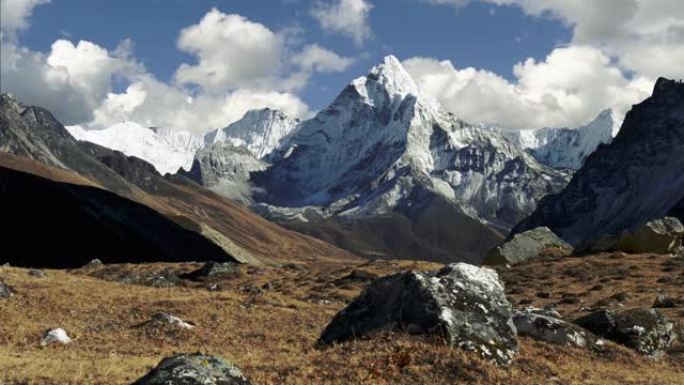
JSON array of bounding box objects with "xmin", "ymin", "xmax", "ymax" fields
[
  {"xmin": 132, "ymin": 352, "xmax": 250, "ymax": 385},
  {"xmin": 574, "ymin": 308, "xmax": 679, "ymax": 357},
  {"xmin": 484, "ymin": 227, "xmax": 572, "ymax": 266},
  {"xmin": 28, "ymin": 269, "xmax": 46, "ymax": 278},
  {"xmin": 514, "ymin": 308, "xmax": 603, "ymax": 349},
  {"xmin": 0, "ymin": 279, "xmax": 14, "ymax": 298},
  {"xmin": 41, "ymin": 328, "xmax": 72, "ymax": 346},
  {"xmin": 319, "ymin": 263, "xmax": 518, "ymax": 365},
  {"xmin": 580, "ymin": 217, "xmax": 684, "ymax": 254}
]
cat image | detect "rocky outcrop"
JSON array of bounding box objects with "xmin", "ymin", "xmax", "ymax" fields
[
  {"xmin": 513, "ymin": 308, "xmax": 603, "ymax": 349},
  {"xmin": 574, "ymin": 308, "xmax": 679, "ymax": 357},
  {"xmin": 183, "ymin": 261, "xmax": 240, "ymax": 280},
  {"xmin": 319, "ymin": 263, "xmax": 518, "ymax": 365},
  {"xmin": 513, "ymin": 78, "xmax": 684, "ymax": 246},
  {"xmin": 132, "ymin": 352, "xmax": 251, "ymax": 385},
  {"xmin": 41, "ymin": 328, "xmax": 72, "ymax": 346},
  {"xmin": 579, "ymin": 217, "xmax": 684, "ymax": 254},
  {"xmin": 484, "ymin": 227, "xmax": 572, "ymax": 265}
]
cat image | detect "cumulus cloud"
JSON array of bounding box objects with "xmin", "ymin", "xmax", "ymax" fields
[
  {"xmin": 0, "ymin": 0, "xmax": 49, "ymax": 38},
  {"xmin": 403, "ymin": 46, "xmax": 653, "ymax": 129},
  {"xmin": 422, "ymin": 0, "xmax": 684, "ymax": 79},
  {"xmin": 311, "ymin": 0, "xmax": 373, "ymax": 45},
  {"xmin": 291, "ymin": 44, "xmax": 355, "ymax": 73},
  {"xmin": 175, "ymin": 9, "xmax": 286, "ymax": 93},
  {"xmin": 0, "ymin": 38, "xmax": 119, "ymax": 124}
]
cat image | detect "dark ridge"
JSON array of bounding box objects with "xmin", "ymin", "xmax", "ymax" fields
[{"xmin": 0, "ymin": 166, "xmax": 236, "ymax": 268}]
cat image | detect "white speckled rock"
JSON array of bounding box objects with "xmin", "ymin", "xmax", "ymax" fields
[
  {"xmin": 514, "ymin": 308, "xmax": 603, "ymax": 349},
  {"xmin": 132, "ymin": 353, "xmax": 251, "ymax": 385},
  {"xmin": 319, "ymin": 262, "xmax": 518, "ymax": 365}
]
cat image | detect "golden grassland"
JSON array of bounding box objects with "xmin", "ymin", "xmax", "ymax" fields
[{"xmin": 0, "ymin": 254, "xmax": 683, "ymax": 385}]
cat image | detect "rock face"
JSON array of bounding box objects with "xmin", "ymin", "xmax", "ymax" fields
[
  {"xmin": 513, "ymin": 308, "xmax": 602, "ymax": 349},
  {"xmin": 484, "ymin": 227, "xmax": 572, "ymax": 265},
  {"xmin": 204, "ymin": 108, "xmax": 299, "ymax": 159},
  {"xmin": 574, "ymin": 308, "xmax": 679, "ymax": 356},
  {"xmin": 513, "ymin": 78, "xmax": 684, "ymax": 246},
  {"xmin": 499, "ymin": 109, "xmax": 618, "ymax": 170},
  {"xmin": 132, "ymin": 352, "xmax": 251, "ymax": 385},
  {"xmin": 66, "ymin": 122, "xmax": 204, "ymax": 175},
  {"xmin": 0, "ymin": 279, "xmax": 14, "ymax": 298},
  {"xmin": 319, "ymin": 263, "xmax": 518, "ymax": 365},
  {"xmin": 180, "ymin": 143, "xmax": 267, "ymax": 204},
  {"xmin": 580, "ymin": 217, "xmax": 684, "ymax": 254},
  {"xmin": 41, "ymin": 328, "xmax": 72, "ymax": 346}
]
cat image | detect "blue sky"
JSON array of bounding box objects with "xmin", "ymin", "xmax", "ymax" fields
[
  {"xmin": 1, "ymin": 1, "xmax": 679, "ymax": 132},
  {"xmin": 21, "ymin": 0, "xmax": 569, "ymax": 110}
]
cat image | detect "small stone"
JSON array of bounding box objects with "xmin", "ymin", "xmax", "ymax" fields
[
  {"xmin": 28, "ymin": 269, "xmax": 46, "ymax": 278},
  {"xmin": 132, "ymin": 352, "xmax": 251, "ymax": 385},
  {"xmin": 150, "ymin": 312, "xmax": 195, "ymax": 330},
  {"xmin": 41, "ymin": 328, "xmax": 72, "ymax": 346},
  {"xmin": 653, "ymin": 294, "xmax": 681, "ymax": 308},
  {"xmin": 0, "ymin": 279, "xmax": 14, "ymax": 298},
  {"xmin": 83, "ymin": 259, "xmax": 103, "ymax": 268}
]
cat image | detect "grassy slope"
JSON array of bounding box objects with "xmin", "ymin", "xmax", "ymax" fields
[{"xmin": 1, "ymin": 253, "xmax": 683, "ymax": 385}]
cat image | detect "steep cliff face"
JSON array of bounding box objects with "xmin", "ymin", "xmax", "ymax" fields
[
  {"xmin": 513, "ymin": 78, "xmax": 684, "ymax": 246},
  {"xmin": 499, "ymin": 109, "xmax": 618, "ymax": 170}
]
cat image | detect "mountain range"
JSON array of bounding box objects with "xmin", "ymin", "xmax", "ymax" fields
[{"xmin": 3, "ymin": 56, "xmax": 678, "ymax": 266}]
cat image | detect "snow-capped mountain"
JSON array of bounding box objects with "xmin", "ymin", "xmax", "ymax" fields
[
  {"xmin": 66, "ymin": 122, "xmax": 203, "ymax": 175},
  {"xmin": 513, "ymin": 78, "xmax": 684, "ymax": 246},
  {"xmin": 204, "ymin": 108, "xmax": 299, "ymax": 159},
  {"xmin": 254, "ymin": 55, "xmax": 570, "ymax": 231},
  {"xmin": 497, "ymin": 109, "xmax": 620, "ymax": 170},
  {"xmin": 180, "ymin": 142, "xmax": 267, "ymax": 204}
]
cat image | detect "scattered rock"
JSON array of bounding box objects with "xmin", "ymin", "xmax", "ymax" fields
[
  {"xmin": 653, "ymin": 294, "xmax": 682, "ymax": 308},
  {"xmin": 28, "ymin": 269, "xmax": 46, "ymax": 278},
  {"xmin": 580, "ymin": 217, "xmax": 684, "ymax": 255},
  {"xmin": 132, "ymin": 352, "xmax": 251, "ymax": 385},
  {"xmin": 574, "ymin": 308, "xmax": 679, "ymax": 357},
  {"xmin": 41, "ymin": 328, "xmax": 72, "ymax": 346},
  {"xmin": 83, "ymin": 259, "xmax": 103, "ymax": 268},
  {"xmin": 183, "ymin": 261, "xmax": 240, "ymax": 280},
  {"xmin": 514, "ymin": 308, "xmax": 603, "ymax": 349},
  {"xmin": 150, "ymin": 312, "xmax": 195, "ymax": 330},
  {"xmin": 334, "ymin": 269, "xmax": 378, "ymax": 285},
  {"xmin": 318, "ymin": 263, "xmax": 518, "ymax": 365},
  {"xmin": 536, "ymin": 291, "xmax": 551, "ymax": 299},
  {"xmin": 484, "ymin": 227, "xmax": 572, "ymax": 266},
  {"xmin": 0, "ymin": 279, "xmax": 14, "ymax": 298}
]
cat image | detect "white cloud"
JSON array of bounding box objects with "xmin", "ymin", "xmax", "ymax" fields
[
  {"xmin": 422, "ymin": 0, "xmax": 684, "ymax": 79},
  {"xmin": 291, "ymin": 44, "xmax": 355, "ymax": 73},
  {"xmin": 311, "ymin": 0, "xmax": 373, "ymax": 45},
  {"xmin": 1, "ymin": 38, "xmax": 118, "ymax": 124},
  {"xmin": 0, "ymin": 0, "xmax": 49, "ymax": 38},
  {"xmin": 403, "ymin": 46, "xmax": 653, "ymax": 129},
  {"xmin": 175, "ymin": 9, "xmax": 286, "ymax": 93}
]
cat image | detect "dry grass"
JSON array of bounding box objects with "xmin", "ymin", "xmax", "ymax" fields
[{"xmin": 0, "ymin": 255, "xmax": 683, "ymax": 385}]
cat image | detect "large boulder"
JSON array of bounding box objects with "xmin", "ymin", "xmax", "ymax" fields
[
  {"xmin": 319, "ymin": 263, "xmax": 518, "ymax": 365},
  {"xmin": 574, "ymin": 308, "xmax": 679, "ymax": 357},
  {"xmin": 132, "ymin": 352, "xmax": 251, "ymax": 385},
  {"xmin": 580, "ymin": 217, "xmax": 684, "ymax": 255},
  {"xmin": 0, "ymin": 279, "xmax": 14, "ymax": 298},
  {"xmin": 484, "ymin": 227, "xmax": 572, "ymax": 265},
  {"xmin": 513, "ymin": 308, "xmax": 603, "ymax": 349}
]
